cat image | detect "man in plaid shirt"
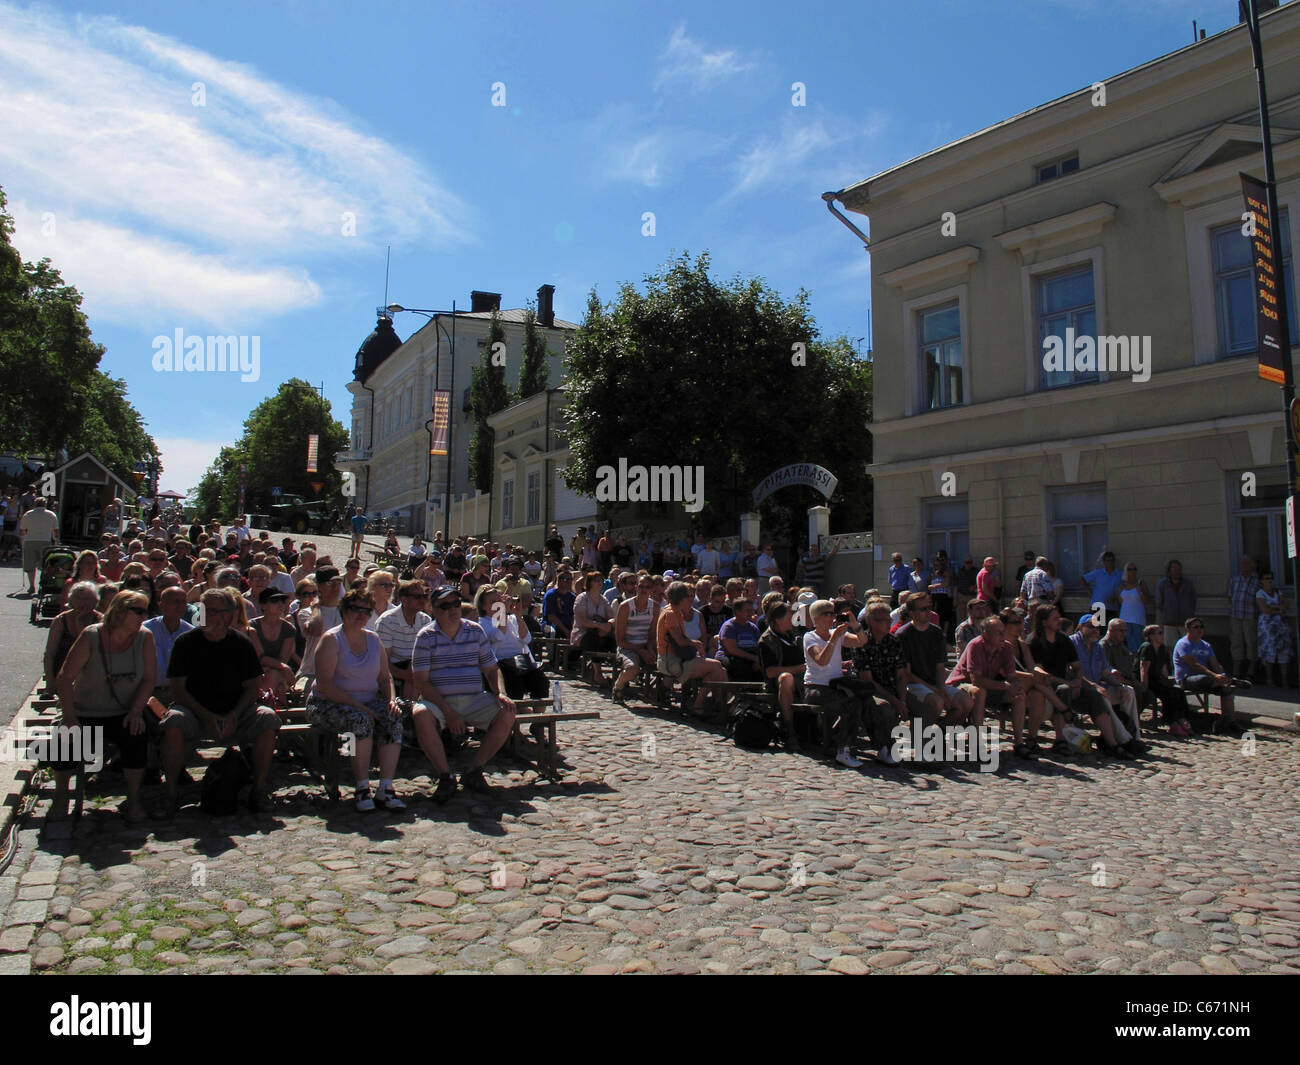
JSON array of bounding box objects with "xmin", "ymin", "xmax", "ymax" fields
[
  {"xmin": 854, "ymin": 598, "xmax": 925, "ymax": 727},
  {"xmin": 1019, "ymin": 556, "xmax": 1055, "ymax": 631},
  {"xmin": 1226, "ymin": 556, "xmax": 1260, "ymax": 681}
]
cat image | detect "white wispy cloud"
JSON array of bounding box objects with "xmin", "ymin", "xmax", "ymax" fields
[
  {"xmin": 731, "ymin": 111, "xmax": 889, "ymax": 197},
  {"xmin": 154, "ymin": 435, "xmax": 238, "ymax": 496},
  {"xmin": 654, "ymin": 24, "xmax": 755, "ymax": 93},
  {"xmin": 0, "ymin": 4, "xmax": 470, "ymax": 324}
]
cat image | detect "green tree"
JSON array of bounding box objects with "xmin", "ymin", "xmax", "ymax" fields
[
  {"xmin": 562, "ymin": 251, "xmax": 873, "ymax": 536},
  {"xmin": 0, "ymin": 186, "xmax": 160, "ymax": 485},
  {"xmin": 468, "ymin": 309, "xmax": 511, "ymax": 493},
  {"xmin": 191, "ymin": 381, "xmax": 349, "ymax": 520},
  {"xmin": 518, "ymin": 304, "xmax": 550, "ymax": 398}
]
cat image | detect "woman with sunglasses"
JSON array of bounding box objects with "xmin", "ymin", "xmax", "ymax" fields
[
  {"xmin": 307, "ymin": 589, "xmax": 405, "ymax": 812},
  {"xmin": 49, "ymin": 590, "xmax": 156, "ymax": 822},
  {"xmin": 365, "ymin": 570, "xmax": 397, "ymax": 630},
  {"xmin": 476, "ymin": 585, "xmax": 549, "ymax": 699}
]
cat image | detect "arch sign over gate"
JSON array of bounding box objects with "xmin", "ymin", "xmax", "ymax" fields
[{"xmin": 752, "ymin": 464, "xmax": 838, "ymax": 508}]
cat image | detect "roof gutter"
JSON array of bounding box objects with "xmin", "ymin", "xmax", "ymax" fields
[{"xmin": 822, "ymin": 190, "xmax": 871, "ymax": 248}]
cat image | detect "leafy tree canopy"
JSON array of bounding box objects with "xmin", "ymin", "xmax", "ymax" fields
[{"xmin": 561, "ymin": 251, "xmax": 872, "ymax": 537}]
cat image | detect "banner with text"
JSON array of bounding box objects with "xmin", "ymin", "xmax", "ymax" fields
[
  {"xmin": 1241, "ymin": 172, "xmax": 1286, "ymax": 385},
  {"xmin": 306, "ymin": 433, "xmax": 319, "ymax": 474},
  {"xmin": 430, "ymin": 390, "xmax": 451, "ymax": 456},
  {"xmin": 753, "ymin": 463, "xmax": 838, "ymax": 507}
]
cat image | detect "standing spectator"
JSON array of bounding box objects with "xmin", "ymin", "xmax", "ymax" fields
[
  {"xmin": 756, "ymin": 543, "xmax": 781, "ymax": 593},
  {"xmin": 697, "ymin": 538, "xmax": 722, "ymax": 576},
  {"xmin": 1014, "ymin": 550, "xmax": 1036, "ymax": 585},
  {"xmin": 349, "ymin": 510, "xmax": 368, "ymax": 560},
  {"xmin": 1255, "ymin": 572, "xmax": 1293, "ymax": 688},
  {"xmin": 1019, "ymin": 556, "xmax": 1056, "ymax": 630},
  {"xmin": 1, "ymin": 491, "xmax": 20, "ymax": 563},
  {"xmin": 409, "ymin": 586, "xmax": 517, "ymax": 801},
  {"xmin": 739, "ymin": 542, "xmax": 758, "ymax": 581},
  {"xmin": 928, "ymin": 555, "xmax": 955, "ymax": 641},
  {"xmin": 596, "ymin": 529, "xmax": 613, "ymax": 573},
  {"xmin": 1116, "ymin": 563, "xmax": 1154, "ymax": 653},
  {"xmin": 544, "ymin": 525, "xmax": 564, "ymax": 562},
  {"xmin": 1081, "ymin": 549, "xmax": 1123, "ymax": 621},
  {"xmin": 1156, "ymin": 560, "xmax": 1196, "ymax": 647},
  {"xmin": 797, "ymin": 540, "xmax": 838, "ymax": 596},
  {"xmin": 1227, "ymin": 556, "xmax": 1261, "ymax": 681},
  {"xmin": 887, "ymin": 552, "xmax": 910, "ymax": 607},
  {"xmin": 907, "ymin": 557, "xmax": 928, "ymax": 595},
  {"xmin": 975, "ymin": 556, "xmax": 999, "ymax": 609},
  {"xmin": 954, "ymin": 556, "xmax": 979, "ymax": 621},
  {"xmin": 102, "ymin": 497, "xmax": 124, "ymax": 538},
  {"xmin": 19, "ymin": 495, "xmax": 59, "ymax": 595}
]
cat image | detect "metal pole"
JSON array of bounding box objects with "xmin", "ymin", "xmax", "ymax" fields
[
  {"xmin": 444, "ymin": 300, "xmax": 456, "ymax": 542},
  {"xmin": 1244, "ymin": 0, "xmax": 1299, "ymax": 689}
]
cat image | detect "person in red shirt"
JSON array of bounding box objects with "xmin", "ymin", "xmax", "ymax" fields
[
  {"xmin": 946, "ymin": 613, "xmax": 1036, "ymax": 759},
  {"xmin": 976, "ymin": 556, "xmax": 999, "ymax": 608}
]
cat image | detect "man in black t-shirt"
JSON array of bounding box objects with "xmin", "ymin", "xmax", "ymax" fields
[
  {"xmin": 612, "ymin": 536, "xmax": 634, "ymax": 569},
  {"xmin": 757, "ymin": 601, "xmax": 805, "ymax": 750},
  {"xmin": 897, "ymin": 596, "xmax": 974, "ymax": 723},
  {"xmin": 158, "ymin": 588, "xmax": 282, "ymax": 816},
  {"xmin": 544, "ymin": 525, "xmax": 565, "ymax": 562}
]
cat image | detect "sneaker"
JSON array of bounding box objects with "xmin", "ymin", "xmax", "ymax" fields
[
  {"xmin": 354, "ymin": 786, "xmax": 375, "ymax": 812},
  {"xmin": 247, "ymin": 789, "xmax": 272, "ymax": 814},
  {"xmin": 374, "ymin": 788, "xmax": 406, "ymax": 812},
  {"xmin": 835, "ymin": 747, "xmax": 864, "ymax": 768},
  {"xmin": 1122, "ymin": 738, "xmax": 1146, "ymax": 758},
  {"xmin": 611, "ymin": 685, "xmax": 627, "ymax": 705},
  {"xmin": 875, "ymin": 745, "xmax": 899, "ymax": 767},
  {"xmin": 460, "ymin": 767, "xmax": 495, "ymax": 794},
  {"xmin": 432, "ymin": 773, "xmax": 458, "ymax": 804}
]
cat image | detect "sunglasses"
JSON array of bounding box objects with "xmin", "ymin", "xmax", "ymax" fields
[{"xmin": 436, "ymin": 601, "xmax": 463, "ymax": 611}]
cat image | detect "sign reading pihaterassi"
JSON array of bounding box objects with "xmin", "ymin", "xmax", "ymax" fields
[{"xmin": 753, "ymin": 464, "xmax": 838, "ymax": 507}]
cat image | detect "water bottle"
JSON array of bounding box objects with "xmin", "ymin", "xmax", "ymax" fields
[{"xmin": 552, "ymin": 681, "xmax": 564, "ymax": 715}]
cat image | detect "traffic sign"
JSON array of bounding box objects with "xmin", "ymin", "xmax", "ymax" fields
[{"xmin": 271, "ymin": 486, "xmax": 282, "ymax": 498}]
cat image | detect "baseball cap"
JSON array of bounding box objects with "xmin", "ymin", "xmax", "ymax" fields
[
  {"xmin": 258, "ymin": 587, "xmax": 289, "ymax": 604},
  {"xmin": 1077, "ymin": 613, "xmax": 1097, "ymax": 628},
  {"xmin": 432, "ymin": 585, "xmax": 462, "ymax": 606},
  {"xmin": 663, "ymin": 570, "xmax": 676, "ymax": 580},
  {"xmin": 315, "ymin": 567, "xmax": 341, "ymax": 583}
]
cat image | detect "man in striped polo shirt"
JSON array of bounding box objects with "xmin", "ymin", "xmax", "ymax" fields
[{"xmin": 410, "ymin": 585, "xmax": 517, "ymax": 801}]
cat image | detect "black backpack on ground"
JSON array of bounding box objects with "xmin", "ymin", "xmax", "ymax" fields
[
  {"xmin": 200, "ymin": 747, "xmax": 251, "ymax": 815},
  {"xmin": 729, "ymin": 698, "xmax": 780, "ymax": 749}
]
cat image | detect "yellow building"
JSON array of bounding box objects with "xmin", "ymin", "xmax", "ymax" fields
[{"xmin": 826, "ymin": 4, "xmax": 1300, "ymax": 641}]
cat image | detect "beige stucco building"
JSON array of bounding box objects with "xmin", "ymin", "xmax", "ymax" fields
[{"xmin": 826, "ymin": 5, "xmax": 1300, "ymax": 638}]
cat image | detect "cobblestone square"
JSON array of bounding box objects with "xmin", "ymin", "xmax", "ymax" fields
[{"xmin": 3, "ymin": 681, "xmax": 1298, "ymax": 976}]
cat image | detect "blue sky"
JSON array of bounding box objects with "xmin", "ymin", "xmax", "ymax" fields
[{"xmin": 0, "ymin": 0, "xmax": 1255, "ymax": 493}]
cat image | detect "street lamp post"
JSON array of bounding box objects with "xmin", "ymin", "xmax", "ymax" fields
[{"xmin": 387, "ymin": 302, "xmax": 457, "ymax": 541}]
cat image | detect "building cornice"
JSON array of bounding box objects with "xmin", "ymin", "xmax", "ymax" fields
[
  {"xmin": 995, "ymin": 202, "xmax": 1117, "ymax": 259},
  {"xmin": 880, "ymin": 245, "xmax": 980, "ymax": 292}
]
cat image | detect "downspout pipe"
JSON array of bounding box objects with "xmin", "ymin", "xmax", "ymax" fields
[
  {"xmin": 360, "ymin": 381, "xmax": 375, "ymax": 512},
  {"xmin": 822, "ymin": 190, "xmax": 870, "ymax": 248}
]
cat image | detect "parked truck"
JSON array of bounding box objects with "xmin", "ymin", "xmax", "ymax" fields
[{"xmin": 268, "ymin": 494, "xmax": 333, "ymax": 534}]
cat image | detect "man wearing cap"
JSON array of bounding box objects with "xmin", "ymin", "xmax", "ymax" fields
[
  {"xmin": 410, "ymin": 586, "xmax": 517, "ymax": 800},
  {"xmin": 1071, "ymin": 612, "xmax": 1144, "ymax": 756},
  {"xmin": 495, "ymin": 556, "xmax": 532, "ymax": 606}
]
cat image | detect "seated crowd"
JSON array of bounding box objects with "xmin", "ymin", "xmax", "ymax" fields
[{"xmin": 39, "ymin": 515, "xmax": 1266, "ymax": 823}]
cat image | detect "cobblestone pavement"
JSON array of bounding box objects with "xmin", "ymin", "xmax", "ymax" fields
[{"xmin": 2, "ymin": 682, "xmax": 1298, "ymax": 976}]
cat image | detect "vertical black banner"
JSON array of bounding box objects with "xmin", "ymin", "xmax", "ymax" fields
[{"xmin": 1240, "ymin": 172, "xmax": 1285, "ymax": 384}]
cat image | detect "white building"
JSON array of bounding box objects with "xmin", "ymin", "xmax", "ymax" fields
[{"xmin": 339, "ymin": 286, "xmax": 576, "ymax": 534}]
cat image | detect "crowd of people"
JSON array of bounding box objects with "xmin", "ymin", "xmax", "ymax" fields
[{"xmin": 24, "ymin": 503, "xmax": 1289, "ymax": 822}]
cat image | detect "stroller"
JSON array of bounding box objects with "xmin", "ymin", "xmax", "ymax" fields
[{"xmin": 29, "ymin": 545, "xmax": 76, "ymax": 626}]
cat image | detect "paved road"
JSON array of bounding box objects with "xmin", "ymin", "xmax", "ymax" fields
[
  {"xmin": 0, "ymin": 566, "xmax": 54, "ymax": 733},
  {"xmin": 2, "ymin": 679, "xmax": 1297, "ymax": 975}
]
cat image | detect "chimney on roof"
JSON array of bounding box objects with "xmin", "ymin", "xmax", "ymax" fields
[
  {"xmin": 470, "ymin": 290, "xmax": 501, "ymax": 313},
  {"xmin": 537, "ymin": 284, "xmax": 555, "ymax": 328}
]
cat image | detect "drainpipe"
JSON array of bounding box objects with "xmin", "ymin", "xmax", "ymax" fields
[
  {"xmin": 822, "ymin": 190, "xmax": 870, "ymax": 248},
  {"xmin": 360, "ymin": 381, "xmax": 375, "ymax": 512}
]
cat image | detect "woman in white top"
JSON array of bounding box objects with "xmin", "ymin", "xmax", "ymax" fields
[
  {"xmin": 803, "ymin": 598, "xmax": 872, "ymax": 768},
  {"xmin": 475, "ymin": 585, "xmax": 548, "ymax": 698},
  {"xmin": 364, "ymin": 570, "xmax": 396, "ymax": 631},
  {"xmin": 1117, "ymin": 563, "xmax": 1153, "ymax": 653}
]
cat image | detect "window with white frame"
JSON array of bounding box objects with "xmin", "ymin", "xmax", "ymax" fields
[
  {"xmin": 526, "ymin": 470, "xmax": 542, "ymax": 526},
  {"xmin": 922, "ymin": 496, "xmax": 969, "ymax": 565},
  {"xmin": 1038, "ymin": 265, "xmax": 1098, "ymax": 390},
  {"xmin": 919, "ymin": 302, "xmax": 963, "ymax": 410},
  {"xmin": 1036, "ymin": 153, "xmax": 1079, "ymax": 184},
  {"xmin": 1228, "ymin": 471, "xmax": 1290, "ymax": 589},
  {"xmin": 1213, "ymin": 210, "xmax": 1295, "ymax": 359},
  {"xmin": 501, "ymin": 478, "xmax": 514, "ymax": 529},
  {"xmin": 1048, "ymin": 484, "xmax": 1108, "ymax": 589}
]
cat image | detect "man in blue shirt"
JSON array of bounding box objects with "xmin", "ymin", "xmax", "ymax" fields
[
  {"xmin": 1070, "ymin": 614, "xmax": 1143, "ymax": 754},
  {"xmin": 1082, "ymin": 550, "xmax": 1123, "ymax": 621},
  {"xmin": 542, "ymin": 572, "xmax": 576, "ymax": 641},
  {"xmin": 888, "ymin": 552, "xmax": 910, "ymax": 607},
  {"xmin": 349, "ymin": 511, "xmax": 368, "ymax": 561},
  {"xmin": 1172, "ymin": 617, "xmax": 1242, "ymax": 733}
]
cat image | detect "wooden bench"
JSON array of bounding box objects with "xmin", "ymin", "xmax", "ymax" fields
[{"xmin": 507, "ymin": 698, "xmax": 601, "ymax": 778}]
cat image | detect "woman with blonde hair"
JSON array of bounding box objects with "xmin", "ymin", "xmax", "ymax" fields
[{"xmin": 49, "ymin": 590, "xmax": 156, "ymax": 822}]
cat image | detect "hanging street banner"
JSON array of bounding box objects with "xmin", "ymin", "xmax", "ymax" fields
[
  {"xmin": 753, "ymin": 463, "xmax": 838, "ymax": 507},
  {"xmin": 431, "ymin": 390, "xmax": 451, "ymax": 456},
  {"xmin": 306, "ymin": 434, "xmax": 319, "ymax": 473},
  {"xmin": 1240, "ymin": 172, "xmax": 1286, "ymax": 384}
]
